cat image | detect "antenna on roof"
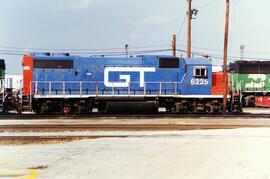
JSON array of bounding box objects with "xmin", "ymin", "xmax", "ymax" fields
[
  {"xmin": 125, "ymin": 44, "xmax": 129, "ymax": 57},
  {"xmin": 240, "ymin": 45, "xmax": 245, "ymax": 61}
]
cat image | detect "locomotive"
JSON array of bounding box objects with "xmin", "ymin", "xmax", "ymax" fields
[
  {"xmin": 0, "ymin": 59, "xmax": 5, "ymax": 112},
  {"xmin": 1, "ymin": 53, "xmax": 243, "ymax": 114},
  {"xmin": 21, "ymin": 53, "xmax": 241, "ymax": 114},
  {"xmin": 0, "ymin": 59, "xmax": 20, "ymax": 113},
  {"xmin": 230, "ymin": 61, "xmax": 270, "ymax": 107}
]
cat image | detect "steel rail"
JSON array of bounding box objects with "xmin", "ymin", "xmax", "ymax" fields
[
  {"xmin": 0, "ymin": 135, "xmax": 130, "ymax": 145},
  {"xmin": 0, "ymin": 113, "xmax": 270, "ymax": 120},
  {"xmin": 0, "ymin": 124, "xmax": 268, "ymax": 132}
]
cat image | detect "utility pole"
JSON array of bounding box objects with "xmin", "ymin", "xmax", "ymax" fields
[
  {"xmin": 223, "ymin": 0, "xmax": 230, "ymax": 113},
  {"xmin": 172, "ymin": 34, "xmax": 177, "ymax": 57},
  {"xmin": 187, "ymin": 0, "xmax": 192, "ymax": 58},
  {"xmin": 187, "ymin": 0, "xmax": 198, "ymax": 58}
]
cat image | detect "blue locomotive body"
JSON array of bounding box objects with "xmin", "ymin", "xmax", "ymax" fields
[
  {"xmin": 32, "ymin": 54, "xmax": 212, "ymax": 96},
  {"xmin": 21, "ymin": 53, "xmax": 229, "ymax": 114}
]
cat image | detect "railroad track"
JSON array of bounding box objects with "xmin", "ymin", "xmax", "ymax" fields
[
  {"xmin": 0, "ymin": 123, "xmax": 268, "ymax": 132},
  {"xmin": 1, "ymin": 119, "xmax": 270, "ymax": 145},
  {"xmin": 1, "ymin": 113, "xmax": 270, "ymax": 120},
  {"xmin": 0, "ymin": 122, "xmax": 269, "ymax": 145},
  {"xmin": 0, "ymin": 135, "xmax": 130, "ymax": 145}
]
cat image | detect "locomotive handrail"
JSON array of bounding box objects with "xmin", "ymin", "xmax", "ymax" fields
[
  {"xmin": 180, "ymin": 73, "xmax": 187, "ymax": 83},
  {"xmin": 31, "ymin": 81, "xmax": 182, "ymax": 84},
  {"xmin": 30, "ymin": 81, "xmax": 182, "ymax": 97}
]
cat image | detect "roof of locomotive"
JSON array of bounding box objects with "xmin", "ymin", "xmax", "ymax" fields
[
  {"xmin": 183, "ymin": 58, "xmax": 212, "ymax": 65},
  {"xmin": 229, "ymin": 60, "xmax": 270, "ymax": 74},
  {"xmin": 31, "ymin": 53, "xmax": 210, "ymax": 61},
  {"xmin": 30, "ymin": 53, "xmax": 183, "ymax": 62},
  {"xmin": 30, "ymin": 53, "xmax": 212, "ymax": 68}
]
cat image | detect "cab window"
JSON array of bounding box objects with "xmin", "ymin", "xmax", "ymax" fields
[{"xmin": 193, "ymin": 66, "xmax": 207, "ymax": 78}]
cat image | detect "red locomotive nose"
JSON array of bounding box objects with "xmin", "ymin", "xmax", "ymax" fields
[
  {"xmin": 212, "ymin": 72, "xmax": 230, "ymax": 95},
  {"xmin": 22, "ymin": 55, "xmax": 33, "ymax": 95}
]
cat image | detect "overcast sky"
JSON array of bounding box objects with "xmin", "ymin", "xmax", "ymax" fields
[{"xmin": 0, "ymin": 0, "xmax": 269, "ymax": 74}]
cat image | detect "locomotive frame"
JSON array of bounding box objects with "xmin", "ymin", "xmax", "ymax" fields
[
  {"xmin": 20, "ymin": 53, "xmax": 241, "ymax": 114},
  {"xmin": 0, "ymin": 54, "xmax": 243, "ymax": 114}
]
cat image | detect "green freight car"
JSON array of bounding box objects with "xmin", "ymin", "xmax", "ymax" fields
[
  {"xmin": 0, "ymin": 59, "xmax": 5, "ymax": 89},
  {"xmin": 230, "ymin": 73, "xmax": 270, "ymax": 92},
  {"xmin": 230, "ymin": 61, "xmax": 270, "ymax": 106}
]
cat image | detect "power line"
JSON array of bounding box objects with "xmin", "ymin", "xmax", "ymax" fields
[
  {"xmin": 177, "ymin": 48, "xmax": 270, "ymax": 62},
  {"xmin": 0, "ymin": 44, "xmax": 170, "ymax": 52},
  {"xmin": 0, "ymin": 52, "xmax": 25, "ymax": 56},
  {"xmin": 176, "ymin": 14, "xmax": 187, "ymax": 39},
  {"xmin": 0, "ymin": 46, "xmax": 123, "ymax": 51},
  {"xmin": 194, "ymin": 0, "xmax": 219, "ymax": 9},
  {"xmin": 5, "ymin": 43, "xmax": 268, "ymax": 56},
  {"xmin": 177, "ymin": 44, "xmax": 270, "ymax": 56},
  {"xmin": 72, "ymin": 49, "xmax": 172, "ymax": 56},
  {"xmin": 1, "ymin": 45, "xmax": 270, "ymax": 62},
  {"xmin": 0, "ymin": 48, "xmax": 172, "ymax": 57}
]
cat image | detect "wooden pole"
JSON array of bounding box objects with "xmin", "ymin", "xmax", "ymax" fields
[
  {"xmin": 187, "ymin": 0, "xmax": 192, "ymax": 58},
  {"xmin": 223, "ymin": 0, "xmax": 230, "ymax": 113},
  {"xmin": 172, "ymin": 34, "xmax": 177, "ymax": 57}
]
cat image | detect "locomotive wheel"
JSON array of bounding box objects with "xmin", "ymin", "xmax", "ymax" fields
[
  {"xmin": 62, "ymin": 103, "xmax": 71, "ymax": 114},
  {"xmin": 205, "ymin": 106, "xmax": 212, "ymax": 114},
  {"xmin": 164, "ymin": 98, "xmax": 175, "ymax": 112},
  {"xmin": 72, "ymin": 100, "xmax": 91, "ymax": 114},
  {"xmin": 170, "ymin": 106, "xmax": 177, "ymax": 113},
  {"xmin": 173, "ymin": 101, "xmax": 188, "ymax": 113},
  {"xmin": 97, "ymin": 102, "xmax": 106, "ymax": 113},
  {"xmin": 190, "ymin": 102, "xmax": 197, "ymax": 113},
  {"xmin": 37, "ymin": 102, "xmax": 49, "ymax": 115},
  {"xmin": 35, "ymin": 100, "xmax": 62, "ymax": 114}
]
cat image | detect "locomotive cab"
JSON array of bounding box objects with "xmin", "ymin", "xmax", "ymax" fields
[{"xmin": 179, "ymin": 58, "xmax": 212, "ymax": 95}]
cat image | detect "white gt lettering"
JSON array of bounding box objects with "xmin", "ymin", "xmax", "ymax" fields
[{"xmin": 104, "ymin": 67, "xmax": 156, "ymax": 88}]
